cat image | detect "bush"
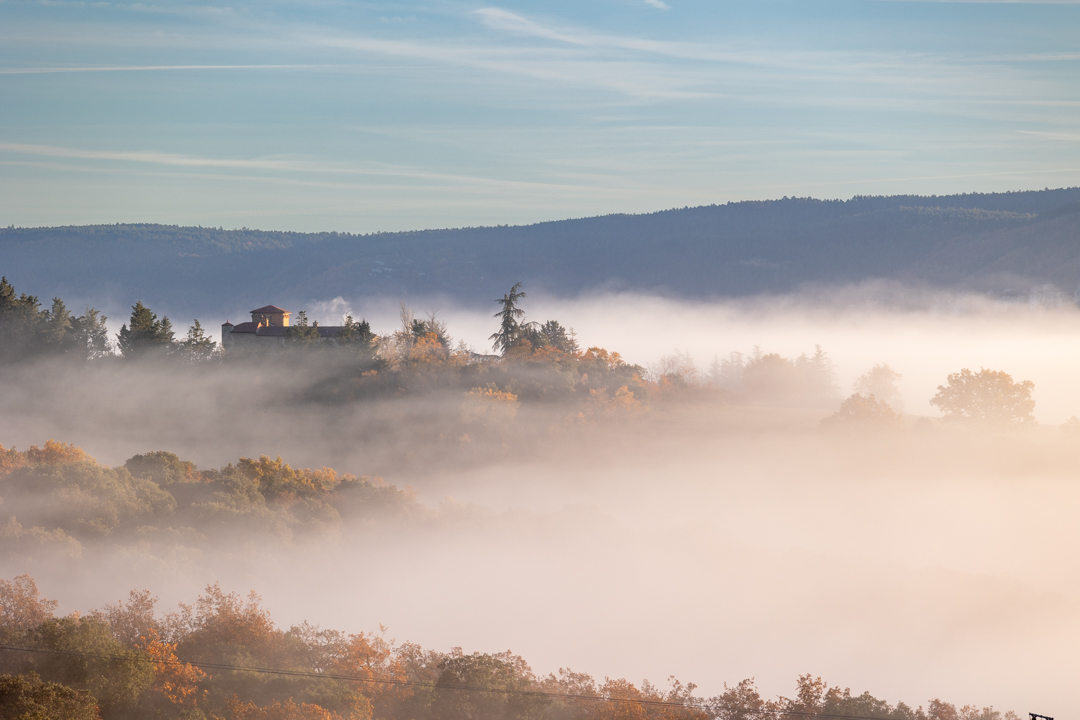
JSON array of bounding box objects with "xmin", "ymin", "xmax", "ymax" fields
[{"xmin": 0, "ymin": 672, "xmax": 99, "ymax": 720}]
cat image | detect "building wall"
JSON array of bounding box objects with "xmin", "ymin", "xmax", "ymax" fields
[
  {"xmin": 252, "ymin": 312, "xmax": 289, "ymax": 327},
  {"xmin": 226, "ymin": 332, "xmax": 285, "ymax": 350}
]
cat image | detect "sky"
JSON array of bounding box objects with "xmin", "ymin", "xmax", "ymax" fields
[{"xmin": 1, "ymin": 0, "xmax": 1079, "ymax": 232}]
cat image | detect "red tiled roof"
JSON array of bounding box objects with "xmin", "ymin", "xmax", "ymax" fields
[
  {"xmin": 250, "ymin": 305, "xmax": 289, "ymax": 314},
  {"xmin": 229, "ymin": 321, "xmax": 260, "ymax": 333}
]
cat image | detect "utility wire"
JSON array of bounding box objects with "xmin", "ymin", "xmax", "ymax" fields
[{"xmin": 0, "ymin": 643, "xmax": 915, "ymax": 720}]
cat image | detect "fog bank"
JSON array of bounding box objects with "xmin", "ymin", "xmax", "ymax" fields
[{"xmin": 4, "ymin": 288, "xmax": 1080, "ymax": 715}]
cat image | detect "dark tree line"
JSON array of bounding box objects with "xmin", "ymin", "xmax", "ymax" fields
[{"xmin": 0, "ymin": 277, "xmax": 110, "ymax": 363}]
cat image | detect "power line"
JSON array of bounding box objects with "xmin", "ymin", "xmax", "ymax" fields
[
  {"xmin": 0, "ymin": 643, "xmax": 925, "ymax": 720},
  {"xmin": 0, "ymin": 644, "xmax": 681, "ymax": 708}
]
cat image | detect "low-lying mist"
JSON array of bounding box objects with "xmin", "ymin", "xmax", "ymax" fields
[
  {"xmin": 4, "ymin": 287, "xmax": 1080, "ymax": 715},
  {"xmin": 306, "ymin": 285, "xmax": 1080, "ymax": 423}
]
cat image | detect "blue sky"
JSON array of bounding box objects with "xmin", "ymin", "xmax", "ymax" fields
[{"xmin": 1, "ymin": 0, "xmax": 1078, "ymax": 231}]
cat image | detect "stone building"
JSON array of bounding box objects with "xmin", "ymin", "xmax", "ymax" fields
[{"xmin": 221, "ymin": 305, "xmax": 345, "ymax": 350}]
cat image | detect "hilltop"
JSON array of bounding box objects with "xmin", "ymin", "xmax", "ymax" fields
[{"xmin": 3, "ymin": 188, "xmax": 1080, "ymax": 316}]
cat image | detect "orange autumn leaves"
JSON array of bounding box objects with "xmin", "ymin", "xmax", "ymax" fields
[{"xmin": 139, "ymin": 629, "xmax": 207, "ymax": 708}]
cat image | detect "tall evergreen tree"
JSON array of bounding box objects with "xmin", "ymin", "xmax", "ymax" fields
[
  {"xmin": 117, "ymin": 301, "xmax": 174, "ymax": 357},
  {"xmin": 0, "ymin": 277, "xmax": 45, "ymax": 361},
  {"xmin": 40, "ymin": 297, "xmax": 74, "ymax": 353},
  {"xmin": 177, "ymin": 319, "xmax": 218, "ymax": 362},
  {"xmin": 284, "ymin": 310, "xmax": 320, "ymax": 345},
  {"xmin": 70, "ymin": 307, "xmax": 111, "ymax": 360},
  {"xmin": 490, "ymin": 282, "xmax": 532, "ymax": 354},
  {"xmin": 338, "ymin": 315, "xmax": 377, "ymax": 359}
]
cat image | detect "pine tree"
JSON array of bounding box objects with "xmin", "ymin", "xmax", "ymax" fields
[
  {"xmin": 117, "ymin": 301, "xmax": 175, "ymax": 357},
  {"xmin": 71, "ymin": 307, "xmax": 112, "ymax": 360},
  {"xmin": 285, "ymin": 310, "xmax": 320, "ymax": 345},
  {"xmin": 41, "ymin": 297, "xmax": 74, "ymax": 352},
  {"xmin": 0, "ymin": 277, "xmax": 45, "ymax": 361},
  {"xmin": 490, "ymin": 282, "xmax": 532, "ymax": 354},
  {"xmin": 178, "ymin": 319, "xmax": 218, "ymax": 362}
]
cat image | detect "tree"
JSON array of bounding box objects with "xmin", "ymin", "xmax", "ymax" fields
[
  {"xmin": 124, "ymin": 451, "xmax": 200, "ymax": 487},
  {"xmin": 25, "ymin": 616, "xmax": 154, "ymax": 715},
  {"xmin": 0, "ymin": 278, "xmax": 111, "ymax": 361},
  {"xmin": 117, "ymin": 301, "xmax": 174, "ymax": 357},
  {"xmin": 0, "ymin": 277, "xmax": 45, "ymax": 361},
  {"xmin": 853, "ymin": 364, "xmax": 903, "ymax": 411},
  {"xmin": 225, "ymin": 697, "xmax": 343, "ymax": 720},
  {"xmin": 0, "ymin": 672, "xmax": 99, "ymax": 720},
  {"xmin": 0, "ymin": 575, "xmax": 58, "ymax": 634},
  {"xmin": 285, "ymin": 310, "xmax": 320, "ymax": 346},
  {"xmin": 338, "ymin": 315, "xmax": 377, "ymax": 359},
  {"xmin": 40, "ymin": 297, "xmax": 75, "ymax": 353},
  {"xmin": 742, "ymin": 353, "xmax": 800, "ymax": 399},
  {"xmin": 652, "ymin": 350, "xmax": 698, "ymax": 387},
  {"xmin": 178, "ymin": 319, "xmax": 218, "ymax": 362},
  {"xmin": 704, "ymin": 678, "xmax": 775, "ymax": 720},
  {"xmin": 710, "ymin": 352, "xmax": 746, "ymax": 392},
  {"xmin": 139, "ymin": 628, "xmax": 207, "ymax": 711},
  {"xmin": 820, "ymin": 394, "xmax": 901, "ymax": 430},
  {"xmin": 433, "ymin": 651, "xmax": 546, "ymax": 720},
  {"xmin": 930, "ymin": 368, "xmax": 1035, "ymax": 427},
  {"xmin": 490, "ymin": 282, "xmax": 532, "ymax": 355},
  {"xmin": 522, "ymin": 320, "xmax": 578, "ymax": 353},
  {"xmin": 412, "ymin": 311, "xmax": 451, "ymax": 348},
  {"xmin": 795, "ymin": 345, "xmax": 838, "ymax": 400},
  {"xmin": 92, "ymin": 589, "xmax": 159, "ymax": 649},
  {"xmin": 70, "ymin": 307, "xmax": 112, "ymax": 360}
]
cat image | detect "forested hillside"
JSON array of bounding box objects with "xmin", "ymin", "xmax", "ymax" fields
[
  {"xmin": 3, "ymin": 189, "xmax": 1080, "ymax": 318},
  {"xmin": 0, "ymin": 569, "xmax": 1012, "ymax": 720}
]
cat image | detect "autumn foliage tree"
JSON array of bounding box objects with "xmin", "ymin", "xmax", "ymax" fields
[
  {"xmin": 929, "ymin": 368, "xmax": 1035, "ymax": 427},
  {"xmin": 138, "ymin": 628, "xmax": 207, "ymax": 711},
  {"xmin": 0, "ymin": 572, "xmax": 1019, "ymax": 720},
  {"xmin": 0, "ymin": 575, "xmax": 58, "ymax": 633}
]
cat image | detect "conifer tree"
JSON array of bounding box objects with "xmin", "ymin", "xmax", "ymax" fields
[
  {"xmin": 178, "ymin": 319, "xmax": 218, "ymax": 362},
  {"xmin": 490, "ymin": 282, "xmax": 531, "ymax": 354},
  {"xmin": 71, "ymin": 308, "xmax": 111, "ymax": 360},
  {"xmin": 117, "ymin": 301, "xmax": 174, "ymax": 357}
]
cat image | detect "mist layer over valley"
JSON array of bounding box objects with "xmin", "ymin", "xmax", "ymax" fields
[
  {"xmin": 6, "ymin": 0, "xmax": 1080, "ymax": 704},
  {"xmin": 2, "ymin": 279, "xmax": 1080, "ymax": 716}
]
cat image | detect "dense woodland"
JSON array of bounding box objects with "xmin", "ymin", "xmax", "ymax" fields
[
  {"xmin": 0, "ymin": 571, "xmax": 1016, "ymax": 720},
  {"xmin": 3, "ymin": 189, "xmax": 1080, "ymax": 315}
]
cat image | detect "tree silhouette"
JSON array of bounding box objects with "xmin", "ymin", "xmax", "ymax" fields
[
  {"xmin": 930, "ymin": 368, "xmax": 1035, "ymax": 427},
  {"xmin": 490, "ymin": 282, "xmax": 533, "ymax": 354},
  {"xmin": 117, "ymin": 301, "xmax": 174, "ymax": 358}
]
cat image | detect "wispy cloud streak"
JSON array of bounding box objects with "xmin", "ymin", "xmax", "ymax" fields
[
  {"xmin": 0, "ymin": 64, "xmax": 338, "ymax": 75},
  {"xmin": 0, "ymin": 142, "xmax": 631, "ymax": 194}
]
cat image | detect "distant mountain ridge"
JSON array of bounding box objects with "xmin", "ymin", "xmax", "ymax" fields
[{"xmin": 3, "ymin": 188, "xmax": 1080, "ymax": 318}]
